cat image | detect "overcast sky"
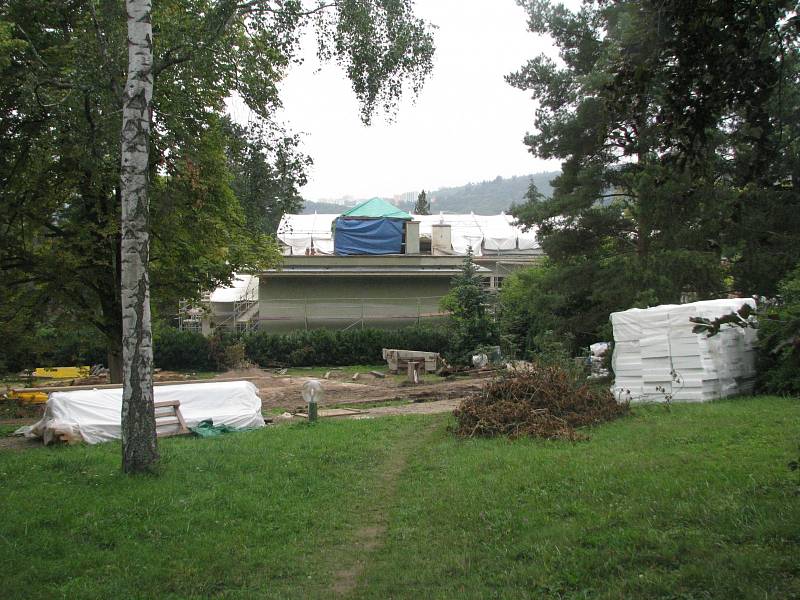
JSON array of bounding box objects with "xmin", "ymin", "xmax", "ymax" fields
[{"xmin": 228, "ymin": 0, "xmax": 575, "ymax": 201}]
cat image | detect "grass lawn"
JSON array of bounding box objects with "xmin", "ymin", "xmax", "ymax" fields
[{"xmin": 1, "ymin": 396, "xmax": 798, "ymax": 599}]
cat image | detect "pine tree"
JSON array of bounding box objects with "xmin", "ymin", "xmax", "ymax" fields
[
  {"xmin": 414, "ymin": 189, "xmax": 430, "ymax": 215},
  {"xmin": 440, "ymin": 250, "xmax": 497, "ymax": 364}
]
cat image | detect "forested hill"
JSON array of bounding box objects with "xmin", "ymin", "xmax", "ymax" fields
[
  {"xmin": 420, "ymin": 172, "xmax": 557, "ymax": 214},
  {"xmin": 302, "ymin": 171, "xmax": 558, "ymax": 215}
]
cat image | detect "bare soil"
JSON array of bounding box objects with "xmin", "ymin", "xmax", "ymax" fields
[
  {"xmin": 226, "ymin": 368, "xmax": 484, "ymax": 413},
  {"xmin": 0, "ymin": 368, "xmax": 486, "ymax": 450}
]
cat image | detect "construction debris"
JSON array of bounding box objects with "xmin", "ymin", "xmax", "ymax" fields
[
  {"xmin": 369, "ymin": 370, "xmax": 386, "ymax": 379},
  {"xmin": 454, "ymin": 362, "xmax": 629, "ymax": 441},
  {"xmin": 382, "ymin": 349, "xmax": 441, "ymax": 374}
]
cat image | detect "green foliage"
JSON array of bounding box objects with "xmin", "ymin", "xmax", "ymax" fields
[
  {"xmin": 152, "ymin": 328, "xmax": 215, "ymax": 372},
  {"xmin": 413, "ymin": 189, "xmax": 430, "ymax": 215},
  {"xmin": 149, "ymin": 324, "xmax": 452, "ymax": 371},
  {"xmin": 440, "ymin": 251, "xmax": 498, "ymax": 365},
  {"xmin": 0, "ymin": 0, "xmax": 435, "ymax": 367},
  {"xmin": 0, "ymin": 318, "xmax": 106, "ymax": 375},
  {"xmin": 220, "ymin": 116, "xmax": 311, "ymax": 235},
  {"xmin": 506, "ymin": 0, "xmax": 800, "ymax": 349},
  {"xmin": 244, "ymin": 325, "xmax": 451, "ymax": 367},
  {"xmin": 500, "ymin": 260, "xmax": 618, "ymax": 358},
  {"xmin": 758, "ymin": 265, "xmax": 800, "ymax": 395}
]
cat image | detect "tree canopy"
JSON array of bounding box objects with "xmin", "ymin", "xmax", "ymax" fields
[
  {"xmin": 505, "ymin": 0, "xmax": 800, "ymax": 353},
  {"xmin": 0, "ymin": 0, "xmax": 436, "ymax": 377}
]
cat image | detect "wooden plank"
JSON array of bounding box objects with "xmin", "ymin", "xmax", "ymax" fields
[
  {"xmin": 154, "ymin": 400, "xmax": 180, "ymax": 408},
  {"xmin": 10, "ymin": 377, "xmax": 259, "ymax": 394},
  {"xmin": 155, "ymin": 417, "xmax": 181, "ymax": 427},
  {"xmin": 174, "ymin": 407, "xmax": 189, "ymax": 432}
]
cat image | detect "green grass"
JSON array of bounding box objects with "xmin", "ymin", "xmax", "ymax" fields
[
  {"xmin": 1, "ymin": 396, "xmax": 798, "ymax": 599},
  {"xmin": 0, "ymin": 424, "xmax": 20, "ymax": 436},
  {"xmin": 355, "ymin": 397, "xmax": 800, "ymax": 599}
]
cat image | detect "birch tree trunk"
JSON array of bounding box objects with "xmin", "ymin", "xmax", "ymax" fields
[{"xmin": 120, "ymin": 0, "xmax": 157, "ymax": 473}]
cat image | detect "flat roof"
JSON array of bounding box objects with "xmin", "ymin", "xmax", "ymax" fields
[{"xmin": 260, "ymin": 254, "xmax": 489, "ymax": 277}]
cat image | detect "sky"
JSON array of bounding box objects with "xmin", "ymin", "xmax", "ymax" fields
[{"xmin": 228, "ymin": 0, "xmax": 573, "ymax": 201}]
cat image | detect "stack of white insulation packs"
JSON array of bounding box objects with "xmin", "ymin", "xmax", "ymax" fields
[{"xmin": 610, "ymin": 298, "xmax": 758, "ymax": 403}]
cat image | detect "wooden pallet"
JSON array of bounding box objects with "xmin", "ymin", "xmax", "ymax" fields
[{"xmin": 154, "ymin": 400, "xmax": 190, "ymax": 437}]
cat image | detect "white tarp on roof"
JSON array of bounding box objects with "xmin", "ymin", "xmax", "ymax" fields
[
  {"xmin": 277, "ymin": 212, "xmax": 538, "ymax": 256},
  {"xmin": 17, "ymin": 381, "xmax": 265, "ymax": 445},
  {"xmin": 610, "ymin": 298, "xmax": 757, "ymax": 403},
  {"xmin": 209, "ymin": 274, "xmax": 258, "ymax": 303},
  {"xmin": 277, "ymin": 213, "xmax": 337, "ymax": 255}
]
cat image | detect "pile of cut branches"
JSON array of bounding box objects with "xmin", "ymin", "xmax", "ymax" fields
[{"xmin": 453, "ymin": 362, "xmax": 628, "ymax": 440}]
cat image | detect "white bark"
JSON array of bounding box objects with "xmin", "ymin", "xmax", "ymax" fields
[{"xmin": 120, "ymin": 0, "xmax": 157, "ymax": 472}]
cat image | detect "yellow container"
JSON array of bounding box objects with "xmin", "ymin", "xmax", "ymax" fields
[
  {"xmin": 8, "ymin": 390, "xmax": 49, "ymax": 404},
  {"xmin": 32, "ymin": 366, "xmax": 90, "ymax": 379}
]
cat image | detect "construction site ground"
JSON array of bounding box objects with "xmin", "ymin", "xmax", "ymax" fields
[{"xmin": 0, "ymin": 366, "xmax": 488, "ymax": 449}]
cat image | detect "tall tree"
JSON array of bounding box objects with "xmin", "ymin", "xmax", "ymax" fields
[
  {"xmin": 119, "ymin": 0, "xmax": 156, "ymax": 472},
  {"xmin": 414, "ymin": 189, "xmax": 430, "ymax": 215},
  {"xmin": 120, "ymin": 0, "xmax": 433, "ymax": 472},
  {"xmin": 440, "ymin": 250, "xmax": 498, "ymax": 364},
  {"xmin": 506, "ymin": 0, "xmax": 799, "ymax": 351},
  {"xmin": 221, "ymin": 116, "xmax": 311, "ymax": 235},
  {"xmin": 1, "ymin": 0, "xmax": 435, "ymax": 472}
]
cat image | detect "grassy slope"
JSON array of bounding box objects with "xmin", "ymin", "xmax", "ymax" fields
[
  {"xmin": 1, "ymin": 396, "xmax": 798, "ymax": 599},
  {"xmin": 0, "ymin": 418, "xmax": 424, "ymax": 599},
  {"xmin": 356, "ymin": 397, "xmax": 800, "ymax": 599}
]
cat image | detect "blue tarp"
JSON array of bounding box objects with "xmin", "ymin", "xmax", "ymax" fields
[{"xmin": 334, "ymin": 218, "xmax": 404, "ymax": 255}]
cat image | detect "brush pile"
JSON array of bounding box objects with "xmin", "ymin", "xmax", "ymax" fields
[{"xmin": 453, "ymin": 362, "xmax": 628, "ymax": 440}]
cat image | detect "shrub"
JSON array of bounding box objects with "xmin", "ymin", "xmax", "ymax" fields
[
  {"xmin": 758, "ymin": 264, "xmax": 800, "ymax": 395},
  {"xmin": 153, "ymin": 328, "xmax": 214, "ymax": 371},
  {"xmin": 1, "ymin": 322, "xmax": 106, "ymax": 375},
  {"xmin": 243, "ymin": 325, "xmax": 452, "ymax": 367}
]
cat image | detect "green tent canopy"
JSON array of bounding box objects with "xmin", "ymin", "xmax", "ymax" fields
[{"xmin": 340, "ymin": 197, "xmax": 412, "ymax": 220}]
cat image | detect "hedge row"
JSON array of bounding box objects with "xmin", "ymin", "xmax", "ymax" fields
[{"xmin": 152, "ymin": 325, "xmax": 453, "ymax": 371}]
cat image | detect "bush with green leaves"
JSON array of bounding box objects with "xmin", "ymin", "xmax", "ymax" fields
[
  {"xmin": 244, "ymin": 325, "xmax": 451, "ymax": 367},
  {"xmin": 0, "ymin": 320, "xmax": 106, "ymax": 375},
  {"xmin": 439, "ymin": 251, "xmax": 498, "ymax": 365},
  {"xmin": 758, "ymin": 264, "xmax": 800, "ymax": 395},
  {"xmin": 152, "ymin": 328, "xmax": 215, "ymax": 372}
]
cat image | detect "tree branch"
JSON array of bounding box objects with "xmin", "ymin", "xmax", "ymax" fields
[{"xmin": 88, "ymin": 1, "xmax": 124, "ymax": 100}]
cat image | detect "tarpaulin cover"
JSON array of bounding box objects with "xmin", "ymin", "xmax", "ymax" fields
[
  {"xmin": 190, "ymin": 419, "xmax": 249, "ymax": 438},
  {"xmin": 278, "ymin": 212, "xmax": 539, "ymax": 256},
  {"xmin": 16, "ymin": 381, "xmax": 265, "ymax": 445},
  {"xmin": 340, "ymin": 197, "xmax": 412, "ymax": 220},
  {"xmin": 334, "ymin": 217, "xmax": 404, "ymax": 255}
]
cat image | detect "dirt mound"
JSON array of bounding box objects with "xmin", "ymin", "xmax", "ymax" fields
[{"xmin": 453, "ymin": 363, "xmax": 628, "ymax": 440}]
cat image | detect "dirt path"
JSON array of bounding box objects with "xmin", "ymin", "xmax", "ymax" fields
[
  {"xmin": 329, "ymin": 418, "xmax": 441, "ymax": 597},
  {"xmin": 355, "ymin": 398, "xmax": 460, "ymax": 418},
  {"xmin": 254, "ymin": 373, "xmax": 484, "ymax": 412}
]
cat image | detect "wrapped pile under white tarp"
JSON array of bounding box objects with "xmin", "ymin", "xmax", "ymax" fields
[
  {"xmin": 611, "ymin": 298, "xmax": 757, "ymax": 403},
  {"xmin": 17, "ymin": 381, "xmax": 265, "ymax": 445}
]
